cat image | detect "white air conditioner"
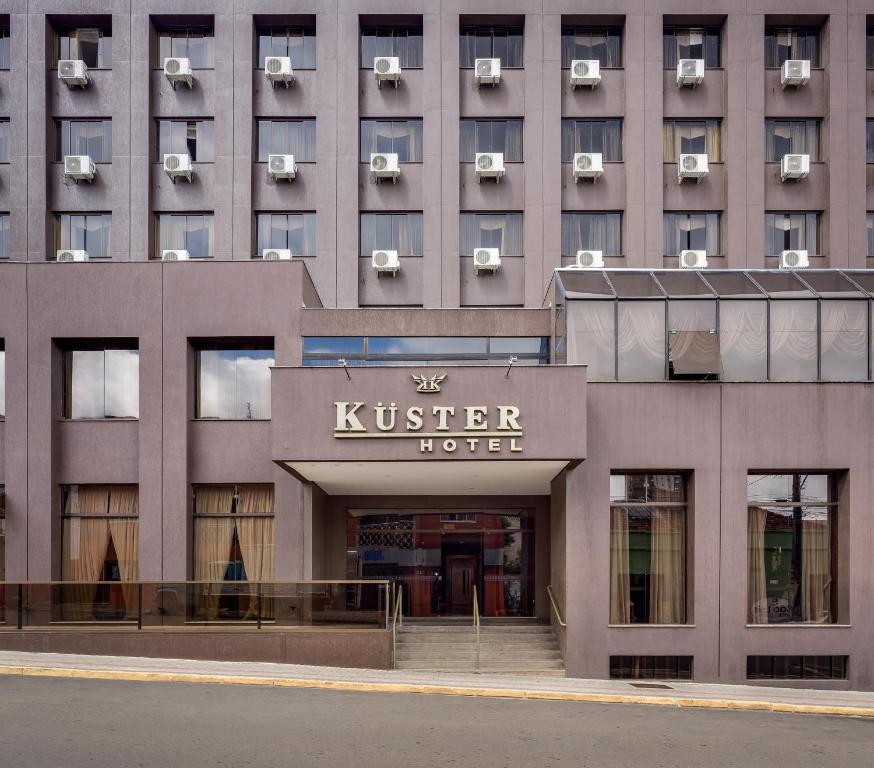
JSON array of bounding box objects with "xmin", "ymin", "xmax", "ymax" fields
[
  {"xmin": 268, "ymin": 154, "xmax": 297, "ymax": 181},
  {"xmin": 164, "ymin": 57, "xmax": 193, "ymax": 88},
  {"xmin": 56, "ymin": 249, "xmax": 89, "ymax": 262},
  {"xmin": 374, "ymin": 56, "xmax": 401, "ymax": 88},
  {"xmin": 162, "ymin": 249, "xmax": 190, "ymax": 261},
  {"xmin": 164, "ymin": 153, "xmax": 193, "ymax": 182},
  {"xmin": 265, "ymin": 56, "xmax": 294, "ymax": 86},
  {"xmin": 678, "ymin": 153, "xmax": 709, "ymax": 183},
  {"xmin": 780, "ymin": 153, "xmax": 810, "ymax": 182},
  {"xmin": 475, "ymin": 152, "xmax": 505, "ymax": 182},
  {"xmin": 370, "ymin": 152, "xmax": 400, "ymax": 183},
  {"xmin": 570, "ymin": 59, "xmax": 600, "ymax": 88},
  {"xmin": 779, "ymin": 249, "xmax": 809, "ymax": 269},
  {"xmin": 573, "ymin": 152, "xmax": 603, "ymax": 181},
  {"xmin": 474, "ymin": 58, "xmax": 501, "ymax": 86},
  {"xmin": 781, "ymin": 59, "xmax": 810, "ymax": 89},
  {"xmin": 676, "ymin": 58, "xmax": 705, "ymax": 86},
  {"xmin": 473, "ymin": 247, "xmax": 501, "ymax": 273},
  {"xmin": 679, "ymin": 250, "xmax": 708, "ymax": 269},
  {"xmin": 575, "ymin": 250, "xmax": 604, "ymax": 269},
  {"xmin": 263, "ymin": 248, "xmax": 292, "ymax": 260},
  {"xmin": 372, "ymin": 249, "xmax": 400, "ymax": 275},
  {"xmin": 58, "ymin": 59, "xmax": 89, "ymax": 87},
  {"xmin": 63, "ymin": 155, "xmax": 96, "ymax": 182}
]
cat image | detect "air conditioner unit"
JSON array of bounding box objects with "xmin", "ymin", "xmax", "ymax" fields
[
  {"xmin": 474, "ymin": 58, "xmax": 501, "ymax": 86},
  {"xmin": 58, "ymin": 59, "xmax": 89, "ymax": 87},
  {"xmin": 372, "ymin": 249, "xmax": 400, "ymax": 275},
  {"xmin": 370, "ymin": 152, "xmax": 400, "ymax": 183},
  {"xmin": 162, "ymin": 249, "xmax": 190, "ymax": 261},
  {"xmin": 374, "ymin": 56, "xmax": 401, "ymax": 88},
  {"xmin": 575, "ymin": 250, "xmax": 604, "ymax": 269},
  {"xmin": 679, "ymin": 250, "xmax": 708, "ymax": 269},
  {"xmin": 570, "ymin": 59, "xmax": 600, "ymax": 88},
  {"xmin": 781, "ymin": 59, "xmax": 810, "ymax": 89},
  {"xmin": 473, "ymin": 247, "xmax": 501, "ymax": 273},
  {"xmin": 678, "ymin": 153, "xmax": 709, "ymax": 183},
  {"xmin": 779, "ymin": 249, "xmax": 809, "ymax": 269},
  {"xmin": 780, "ymin": 153, "xmax": 810, "ymax": 182},
  {"xmin": 573, "ymin": 152, "xmax": 603, "ymax": 181},
  {"xmin": 263, "ymin": 248, "xmax": 292, "ymax": 260},
  {"xmin": 164, "ymin": 153, "xmax": 193, "ymax": 182},
  {"xmin": 265, "ymin": 56, "xmax": 294, "ymax": 87},
  {"xmin": 56, "ymin": 249, "xmax": 88, "ymax": 262},
  {"xmin": 164, "ymin": 57, "xmax": 193, "ymax": 89},
  {"xmin": 268, "ymin": 154, "xmax": 297, "ymax": 181},
  {"xmin": 64, "ymin": 155, "xmax": 96, "ymax": 182},
  {"xmin": 475, "ymin": 152, "xmax": 505, "ymax": 182},
  {"xmin": 676, "ymin": 58, "xmax": 705, "ymax": 86}
]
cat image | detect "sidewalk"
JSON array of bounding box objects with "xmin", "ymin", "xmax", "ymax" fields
[{"xmin": 0, "ymin": 650, "xmax": 872, "ymax": 718}]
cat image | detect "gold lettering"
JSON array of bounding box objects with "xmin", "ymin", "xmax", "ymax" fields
[
  {"xmin": 406, "ymin": 406, "xmax": 424, "ymax": 431},
  {"xmin": 334, "ymin": 401, "xmax": 366, "ymax": 432},
  {"xmin": 464, "ymin": 406, "xmax": 488, "ymax": 431},
  {"xmin": 497, "ymin": 406, "xmax": 521, "ymax": 431},
  {"xmin": 432, "ymin": 406, "xmax": 455, "ymax": 431}
]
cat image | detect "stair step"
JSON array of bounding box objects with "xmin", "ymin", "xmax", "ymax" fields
[
  {"xmin": 395, "ymin": 660, "xmax": 566, "ymax": 671},
  {"xmin": 396, "ymin": 651, "xmax": 563, "ymax": 661}
]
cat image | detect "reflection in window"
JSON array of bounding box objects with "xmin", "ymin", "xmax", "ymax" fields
[
  {"xmin": 0, "ymin": 25, "xmax": 9, "ymax": 70},
  {"xmin": 54, "ymin": 213, "xmax": 111, "ymax": 258},
  {"xmin": 0, "ymin": 213, "xmax": 9, "ymax": 259},
  {"xmin": 255, "ymin": 212, "xmax": 316, "ymax": 256},
  {"xmin": 155, "ymin": 213, "xmax": 214, "ymax": 258},
  {"xmin": 360, "ymin": 25, "xmax": 423, "ymax": 68},
  {"xmin": 765, "ymin": 212, "xmax": 821, "ymax": 256},
  {"xmin": 663, "ymin": 212, "xmax": 721, "ymax": 256},
  {"xmin": 769, "ymin": 301, "xmax": 818, "ymax": 381},
  {"xmin": 459, "ymin": 119, "xmax": 523, "ymax": 162},
  {"xmin": 561, "ymin": 26, "xmax": 622, "ymax": 68},
  {"xmin": 663, "ymin": 120, "xmax": 721, "ymax": 162},
  {"xmin": 64, "ymin": 347, "xmax": 139, "ymax": 419},
  {"xmin": 459, "ymin": 213, "xmax": 523, "ymax": 257},
  {"xmin": 360, "ymin": 213, "xmax": 423, "ymax": 257},
  {"xmin": 765, "ymin": 119, "xmax": 820, "ymax": 162},
  {"xmin": 196, "ymin": 347, "xmax": 274, "ymax": 419},
  {"xmin": 560, "ymin": 119, "xmax": 622, "ymax": 162},
  {"xmin": 617, "ymin": 302, "xmax": 665, "ymax": 380},
  {"xmin": 360, "ymin": 120, "xmax": 423, "ymax": 162},
  {"xmin": 663, "ymin": 26, "xmax": 720, "ymax": 68},
  {"xmin": 257, "ymin": 119, "xmax": 316, "ymax": 163},
  {"xmin": 459, "ymin": 24, "xmax": 524, "ymax": 68},
  {"xmin": 57, "ymin": 26, "xmax": 112, "ymax": 68},
  {"xmin": 764, "ymin": 27, "xmax": 820, "ymax": 68},
  {"xmin": 156, "ymin": 27, "xmax": 214, "ymax": 68},
  {"xmin": 561, "ymin": 212, "xmax": 621, "ymax": 257},
  {"xmin": 55, "ymin": 119, "xmax": 112, "ymax": 162},
  {"xmin": 156, "ymin": 119, "xmax": 214, "ymax": 162},
  {"xmin": 256, "ymin": 24, "xmax": 315, "ymax": 69}
]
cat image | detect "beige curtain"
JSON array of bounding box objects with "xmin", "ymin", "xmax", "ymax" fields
[
  {"xmin": 236, "ymin": 486, "xmax": 276, "ymax": 620},
  {"xmin": 649, "ymin": 508, "xmax": 686, "ymax": 624},
  {"xmin": 194, "ymin": 486, "xmax": 236, "ymax": 620},
  {"xmin": 108, "ymin": 490, "xmax": 139, "ymax": 621},
  {"xmin": 610, "ymin": 508, "xmax": 631, "ymax": 623},
  {"xmin": 748, "ymin": 506, "xmax": 769, "ymax": 623},
  {"xmin": 801, "ymin": 518, "xmax": 831, "ymax": 623},
  {"xmin": 62, "ymin": 486, "xmax": 110, "ymax": 620}
]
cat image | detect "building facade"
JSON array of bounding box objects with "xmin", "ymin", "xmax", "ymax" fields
[{"xmin": 1, "ymin": 1, "xmax": 874, "ymax": 688}]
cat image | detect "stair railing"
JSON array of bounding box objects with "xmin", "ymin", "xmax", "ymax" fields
[
  {"xmin": 391, "ymin": 582, "xmax": 404, "ymax": 669},
  {"xmin": 546, "ymin": 584, "xmax": 566, "ymax": 628},
  {"xmin": 472, "ymin": 584, "xmax": 481, "ymax": 672}
]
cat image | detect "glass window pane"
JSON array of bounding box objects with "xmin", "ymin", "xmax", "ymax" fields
[
  {"xmin": 769, "ymin": 301, "xmax": 818, "ymax": 381},
  {"xmin": 103, "ymin": 350, "xmax": 139, "ymax": 418},
  {"xmin": 198, "ymin": 349, "xmax": 274, "ymax": 419},
  {"xmin": 567, "ymin": 301, "xmax": 615, "ymax": 381},
  {"xmin": 618, "ymin": 301, "xmax": 665, "ymax": 380},
  {"xmin": 720, "ymin": 301, "xmax": 767, "ymax": 381},
  {"xmin": 70, "ymin": 350, "xmax": 105, "ymax": 418},
  {"xmin": 820, "ymin": 301, "xmax": 868, "ymax": 381}
]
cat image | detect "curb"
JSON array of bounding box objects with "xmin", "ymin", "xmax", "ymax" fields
[{"xmin": 1, "ymin": 664, "xmax": 872, "ymax": 718}]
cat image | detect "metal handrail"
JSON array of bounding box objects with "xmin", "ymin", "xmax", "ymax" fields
[
  {"xmin": 546, "ymin": 584, "xmax": 566, "ymax": 628},
  {"xmin": 472, "ymin": 584, "xmax": 481, "ymax": 672},
  {"xmin": 391, "ymin": 582, "xmax": 404, "ymax": 668}
]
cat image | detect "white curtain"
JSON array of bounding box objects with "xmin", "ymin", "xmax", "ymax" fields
[
  {"xmin": 820, "ymin": 301, "xmax": 868, "ymax": 381},
  {"xmin": 748, "ymin": 506, "xmax": 769, "ymax": 624},
  {"xmin": 460, "ymin": 213, "xmax": 523, "ymax": 257},
  {"xmin": 769, "ymin": 301, "xmax": 818, "ymax": 381},
  {"xmin": 617, "ymin": 301, "xmax": 665, "ymax": 380},
  {"xmin": 566, "ymin": 301, "xmax": 615, "ymax": 381},
  {"xmin": 719, "ymin": 301, "xmax": 768, "ymax": 381}
]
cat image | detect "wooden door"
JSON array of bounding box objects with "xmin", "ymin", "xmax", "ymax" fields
[{"xmin": 448, "ymin": 556, "xmax": 477, "ymax": 612}]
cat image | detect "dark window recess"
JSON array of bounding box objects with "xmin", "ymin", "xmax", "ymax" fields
[
  {"xmin": 747, "ymin": 656, "xmax": 848, "ymax": 680},
  {"xmin": 764, "ymin": 27, "xmax": 821, "ymax": 68},
  {"xmin": 0, "ymin": 25, "xmax": 9, "ymax": 70},
  {"xmin": 610, "ymin": 656, "xmax": 693, "ymax": 680},
  {"xmin": 560, "ymin": 27, "xmax": 622, "ymax": 68},
  {"xmin": 669, "ymin": 330, "xmax": 721, "ymax": 379},
  {"xmin": 663, "ymin": 27, "xmax": 720, "ymax": 68},
  {"xmin": 56, "ymin": 24, "xmax": 112, "ymax": 69},
  {"xmin": 459, "ymin": 24, "xmax": 524, "ymax": 68}
]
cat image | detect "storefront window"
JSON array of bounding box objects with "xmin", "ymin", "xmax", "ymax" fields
[
  {"xmin": 196, "ymin": 346, "xmax": 274, "ymax": 419},
  {"xmin": 64, "ymin": 346, "xmax": 139, "ymax": 419}
]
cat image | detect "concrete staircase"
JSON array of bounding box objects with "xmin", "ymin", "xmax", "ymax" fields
[{"xmin": 394, "ymin": 620, "xmax": 564, "ymax": 676}]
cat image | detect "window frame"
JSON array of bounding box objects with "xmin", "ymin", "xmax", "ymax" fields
[
  {"xmin": 764, "ymin": 26, "xmax": 822, "ymax": 69},
  {"xmin": 55, "ymin": 118, "xmax": 113, "ymax": 163},
  {"xmin": 155, "ymin": 118, "xmax": 215, "ymax": 163},
  {"xmin": 663, "ymin": 25, "xmax": 721, "ymax": 69},
  {"xmin": 459, "ymin": 212, "xmax": 524, "ymax": 258},
  {"xmin": 359, "ymin": 211, "xmax": 424, "ymax": 258},
  {"xmin": 256, "ymin": 118, "xmax": 317, "ymax": 163},
  {"xmin": 459, "ymin": 24, "xmax": 525, "ymax": 69},
  {"xmin": 154, "ymin": 27, "xmax": 215, "ymax": 69},
  {"xmin": 359, "ymin": 24, "xmax": 424, "ymax": 69},
  {"xmin": 154, "ymin": 212, "xmax": 215, "ymax": 259},
  {"xmin": 663, "ymin": 212, "xmax": 722, "ymax": 257},
  {"xmin": 764, "ymin": 212, "xmax": 823, "ymax": 257},
  {"xmin": 764, "ymin": 118, "xmax": 821, "ymax": 162},
  {"xmin": 560, "ymin": 119, "xmax": 623, "ymax": 163},
  {"xmin": 55, "ymin": 26, "xmax": 112, "ymax": 69},
  {"xmin": 194, "ymin": 343, "xmax": 275, "ymax": 420},
  {"xmin": 256, "ymin": 24, "xmax": 316, "ymax": 70},
  {"xmin": 359, "ymin": 119, "xmax": 424, "ymax": 163},
  {"xmin": 560, "ymin": 211, "xmax": 623, "ymax": 258},
  {"xmin": 62, "ymin": 343, "xmax": 140, "ymax": 420},
  {"xmin": 254, "ymin": 211, "xmax": 317, "ymax": 257},
  {"xmin": 560, "ymin": 26, "xmax": 623, "ymax": 69},
  {"xmin": 459, "ymin": 118, "xmax": 524, "ymax": 162},
  {"xmin": 54, "ymin": 212, "xmax": 112, "ymax": 259}
]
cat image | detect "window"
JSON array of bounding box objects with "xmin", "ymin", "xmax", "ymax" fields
[
  {"xmin": 459, "ymin": 119, "xmax": 523, "ymax": 162},
  {"xmin": 459, "ymin": 213, "xmax": 523, "ymax": 257},
  {"xmin": 155, "ymin": 213, "xmax": 213, "ymax": 259},
  {"xmin": 360, "ymin": 213, "xmax": 423, "ymax": 257},
  {"xmin": 868, "ymin": 28, "xmax": 874, "ymax": 70},
  {"xmin": 765, "ymin": 27, "xmax": 821, "ymax": 68},
  {"xmin": 55, "ymin": 119, "xmax": 112, "ymax": 163},
  {"xmin": 255, "ymin": 212, "xmax": 316, "ymax": 257},
  {"xmin": 0, "ymin": 24, "xmax": 9, "ymax": 70},
  {"xmin": 0, "ymin": 120, "xmax": 8, "ymax": 163},
  {"xmin": 359, "ymin": 120, "xmax": 423, "ymax": 162},
  {"xmin": 748, "ymin": 474, "xmax": 837, "ymax": 624},
  {"xmin": 747, "ymin": 656, "xmax": 847, "ymax": 680},
  {"xmin": 0, "ymin": 344, "xmax": 4, "ymax": 416},
  {"xmin": 257, "ymin": 119, "xmax": 316, "ymax": 163},
  {"xmin": 561, "ymin": 213, "xmax": 622, "ymax": 257},
  {"xmin": 459, "ymin": 24, "xmax": 524, "ymax": 68},
  {"xmin": 156, "ymin": 27, "xmax": 214, "ymax": 69},
  {"xmin": 611, "ymin": 656, "xmax": 693, "ymax": 680},
  {"xmin": 0, "ymin": 213, "xmax": 9, "ymax": 259},
  {"xmin": 868, "ymin": 120, "xmax": 874, "ymax": 164},
  {"xmin": 768, "ymin": 300, "xmax": 819, "ymax": 381},
  {"xmin": 257, "ymin": 24, "xmax": 315, "ymax": 69},
  {"xmin": 663, "ymin": 26, "xmax": 720, "ymax": 68},
  {"xmin": 54, "ymin": 213, "xmax": 111, "ymax": 258},
  {"xmin": 196, "ymin": 345, "xmax": 274, "ymax": 419},
  {"xmin": 765, "ymin": 119, "xmax": 820, "ymax": 162},
  {"xmin": 0, "ymin": 484, "xmax": 4, "ymax": 585},
  {"xmin": 663, "ymin": 120, "xmax": 721, "ymax": 162},
  {"xmin": 867, "ymin": 213, "xmax": 874, "ymax": 257},
  {"xmin": 663, "ymin": 212, "xmax": 721, "ymax": 256},
  {"xmin": 360, "ymin": 24, "xmax": 423, "ymax": 68},
  {"xmin": 765, "ymin": 212, "xmax": 821, "ymax": 256},
  {"xmin": 156, "ymin": 119, "xmax": 214, "ymax": 162},
  {"xmin": 57, "ymin": 25, "xmax": 112, "ymax": 69},
  {"xmin": 610, "ymin": 474, "xmax": 688, "ymax": 624},
  {"xmin": 561, "ymin": 26, "xmax": 622, "ymax": 68},
  {"xmin": 560, "ymin": 119, "xmax": 622, "ymax": 162},
  {"xmin": 63, "ymin": 345, "xmax": 139, "ymax": 419}
]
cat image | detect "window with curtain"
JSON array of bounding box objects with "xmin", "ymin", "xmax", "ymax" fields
[
  {"xmin": 60, "ymin": 484, "xmax": 139, "ymax": 621},
  {"xmin": 256, "ymin": 24, "xmax": 316, "ymax": 69},
  {"xmin": 196, "ymin": 346, "xmax": 274, "ymax": 419},
  {"xmin": 359, "ymin": 120, "xmax": 423, "ymax": 162},
  {"xmin": 769, "ymin": 300, "xmax": 818, "ymax": 381},
  {"xmin": 867, "ymin": 121, "xmax": 874, "ymax": 164},
  {"xmin": 663, "ymin": 26, "xmax": 720, "ymax": 68},
  {"xmin": 820, "ymin": 300, "xmax": 869, "ymax": 381},
  {"xmin": 156, "ymin": 119, "xmax": 214, "ymax": 162},
  {"xmin": 459, "ymin": 119, "xmax": 523, "ymax": 162},
  {"xmin": 617, "ymin": 301, "xmax": 666, "ymax": 380},
  {"xmin": 0, "ymin": 213, "xmax": 9, "ymax": 259},
  {"xmin": 719, "ymin": 301, "xmax": 768, "ymax": 381},
  {"xmin": 764, "ymin": 27, "xmax": 821, "ymax": 68},
  {"xmin": 360, "ymin": 212, "xmax": 424, "ymax": 257},
  {"xmin": 662, "ymin": 120, "xmax": 721, "ymax": 162},
  {"xmin": 747, "ymin": 474, "xmax": 837, "ymax": 624},
  {"xmin": 360, "ymin": 25, "xmax": 423, "ymax": 68},
  {"xmin": 0, "ymin": 26, "xmax": 9, "ymax": 70},
  {"xmin": 610, "ymin": 474, "xmax": 687, "ymax": 624},
  {"xmin": 566, "ymin": 301, "xmax": 616, "ymax": 381},
  {"xmin": 57, "ymin": 26, "xmax": 112, "ymax": 68},
  {"xmin": 63, "ymin": 346, "xmax": 139, "ymax": 419},
  {"xmin": 765, "ymin": 212, "xmax": 822, "ymax": 256},
  {"xmin": 868, "ymin": 28, "xmax": 874, "ymax": 69},
  {"xmin": 561, "ymin": 212, "xmax": 622, "ymax": 257},
  {"xmin": 257, "ymin": 119, "xmax": 316, "ymax": 163},
  {"xmin": 560, "ymin": 26, "xmax": 622, "ymax": 68},
  {"xmin": 255, "ymin": 212, "xmax": 316, "ymax": 256},
  {"xmin": 459, "ymin": 213, "xmax": 523, "ymax": 257},
  {"xmin": 867, "ymin": 212, "xmax": 874, "ymax": 257},
  {"xmin": 765, "ymin": 119, "xmax": 820, "ymax": 161},
  {"xmin": 54, "ymin": 213, "xmax": 111, "ymax": 258},
  {"xmin": 663, "ymin": 212, "xmax": 721, "ymax": 256},
  {"xmin": 560, "ymin": 119, "xmax": 622, "ymax": 162},
  {"xmin": 156, "ymin": 27, "xmax": 214, "ymax": 68},
  {"xmin": 55, "ymin": 119, "xmax": 112, "ymax": 163},
  {"xmin": 0, "ymin": 345, "xmax": 5, "ymax": 415},
  {"xmin": 155, "ymin": 213, "xmax": 214, "ymax": 258},
  {"xmin": 459, "ymin": 25, "xmax": 524, "ymax": 68},
  {"xmin": 0, "ymin": 120, "xmax": 8, "ymax": 163}
]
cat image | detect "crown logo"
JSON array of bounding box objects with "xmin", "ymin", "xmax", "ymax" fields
[{"xmin": 412, "ymin": 373, "xmax": 446, "ymax": 394}]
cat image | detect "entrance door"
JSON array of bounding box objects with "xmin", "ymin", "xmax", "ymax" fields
[{"xmin": 447, "ymin": 555, "xmax": 477, "ymax": 614}]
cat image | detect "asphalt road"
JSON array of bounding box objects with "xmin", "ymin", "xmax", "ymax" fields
[{"xmin": 0, "ymin": 676, "xmax": 871, "ymax": 768}]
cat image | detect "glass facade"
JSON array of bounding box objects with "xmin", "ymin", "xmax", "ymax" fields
[{"xmin": 196, "ymin": 346, "xmax": 274, "ymax": 419}]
